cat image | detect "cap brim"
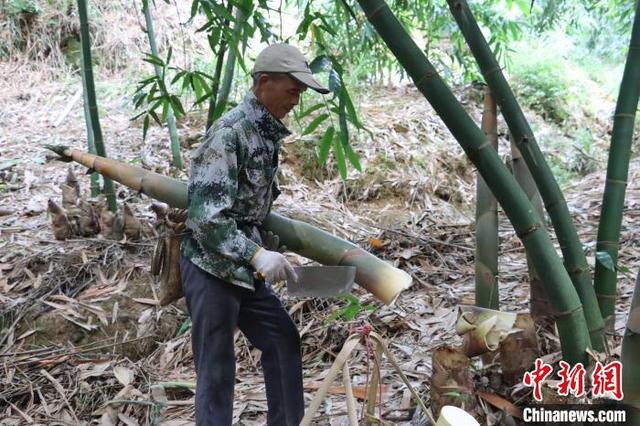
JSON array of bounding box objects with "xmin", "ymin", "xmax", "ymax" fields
[{"xmin": 289, "ymin": 72, "xmax": 330, "ymax": 94}]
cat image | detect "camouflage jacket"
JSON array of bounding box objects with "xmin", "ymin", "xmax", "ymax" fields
[{"xmin": 181, "ymin": 92, "xmax": 291, "ymax": 290}]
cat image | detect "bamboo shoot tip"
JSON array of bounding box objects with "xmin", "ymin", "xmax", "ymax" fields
[{"xmin": 44, "ymin": 144, "xmax": 73, "ymax": 162}]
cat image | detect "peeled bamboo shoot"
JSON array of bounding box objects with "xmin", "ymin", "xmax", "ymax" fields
[{"xmin": 45, "ymin": 145, "xmax": 412, "ymax": 305}]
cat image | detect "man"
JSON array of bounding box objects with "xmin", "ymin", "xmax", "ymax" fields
[{"xmin": 180, "ymin": 43, "xmax": 329, "ymax": 425}]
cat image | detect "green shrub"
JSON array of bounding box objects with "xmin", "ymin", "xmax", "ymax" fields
[
  {"xmin": 3, "ymin": 0, "xmax": 40, "ymax": 15},
  {"xmin": 512, "ymin": 58, "xmax": 572, "ymax": 125}
]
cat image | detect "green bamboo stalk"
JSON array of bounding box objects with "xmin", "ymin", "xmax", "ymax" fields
[
  {"xmin": 447, "ymin": 0, "xmax": 606, "ymax": 352},
  {"xmin": 142, "ymin": 0, "xmax": 183, "ymax": 170},
  {"xmin": 79, "ymin": 43, "xmax": 99, "ymax": 197},
  {"xmin": 356, "ymin": 0, "xmax": 590, "ymax": 364},
  {"xmin": 206, "ymin": 45, "xmax": 227, "ymax": 130},
  {"xmin": 211, "ymin": 4, "xmax": 245, "ymax": 122},
  {"xmin": 622, "ymin": 268, "xmax": 640, "ymax": 410},
  {"xmin": 594, "ymin": 0, "xmax": 640, "ymax": 330},
  {"xmin": 206, "ymin": 2, "xmax": 232, "ymax": 130},
  {"xmin": 475, "ymin": 87, "xmax": 499, "ymax": 310},
  {"xmin": 77, "ymin": 0, "xmax": 116, "ymax": 212},
  {"xmin": 510, "ymin": 140, "xmax": 554, "ymax": 331}
]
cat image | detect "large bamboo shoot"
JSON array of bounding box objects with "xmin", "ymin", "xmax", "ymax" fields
[{"xmin": 45, "ymin": 145, "xmax": 411, "ymax": 305}]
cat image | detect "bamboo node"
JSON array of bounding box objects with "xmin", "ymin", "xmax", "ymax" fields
[
  {"xmin": 613, "ymin": 112, "xmax": 636, "ymax": 118},
  {"xmin": 364, "ymin": 1, "xmax": 388, "ymax": 20},
  {"xmin": 470, "ymin": 140, "xmax": 494, "ymax": 156},
  {"xmin": 567, "ymin": 267, "xmax": 586, "ymax": 276},
  {"xmin": 596, "ymin": 241, "xmax": 620, "ymax": 247},
  {"xmin": 415, "ymin": 71, "xmax": 439, "ymax": 90},
  {"xmin": 551, "ymin": 304, "xmax": 583, "ymax": 320},
  {"xmin": 595, "ymin": 293, "xmax": 617, "ymax": 300},
  {"xmin": 604, "ymin": 178, "xmax": 628, "ymax": 186},
  {"xmin": 516, "ymin": 222, "xmax": 541, "ymax": 239},
  {"xmin": 484, "ymin": 65, "xmax": 504, "ymax": 78}
]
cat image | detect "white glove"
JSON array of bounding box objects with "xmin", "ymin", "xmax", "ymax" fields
[{"xmin": 250, "ymin": 248, "xmax": 298, "ymax": 284}]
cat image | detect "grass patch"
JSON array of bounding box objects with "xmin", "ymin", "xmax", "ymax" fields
[{"xmin": 510, "ymin": 47, "xmax": 573, "ymax": 125}]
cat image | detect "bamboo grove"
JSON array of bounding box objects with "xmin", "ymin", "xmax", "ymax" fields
[{"xmin": 68, "ymin": 0, "xmax": 640, "ymax": 404}]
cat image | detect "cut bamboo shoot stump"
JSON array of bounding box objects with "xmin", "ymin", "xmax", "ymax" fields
[
  {"xmin": 48, "ymin": 199, "xmax": 73, "ymax": 240},
  {"xmin": 435, "ymin": 405, "xmax": 480, "ymax": 426},
  {"xmin": 123, "ymin": 203, "xmax": 142, "ymax": 240},
  {"xmin": 99, "ymin": 204, "xmax": 114, "ymax": 238},
  {"xmin": 499, "ymin": 313, "xmax": 538, "ymax": 386},
  {"xmin": 430, "ymin": 346, "xmax": 477, "ymax": 417},
  {"xmin": 61, "ymin": 166, "xmax": 81, "ymax": 209},
  {"xmin": 456, "ymin": 305, "xmax": 517, "ymax": 357}
]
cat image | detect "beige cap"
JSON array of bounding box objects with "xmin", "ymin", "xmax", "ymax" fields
[{"xmin": 252, "ymin": 43, "xmax": 330, "ymax": 94}]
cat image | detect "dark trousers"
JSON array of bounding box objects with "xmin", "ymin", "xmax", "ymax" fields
[{"xmin": 180, "ymin": 257, "xmax": 304, "ymax": 426}]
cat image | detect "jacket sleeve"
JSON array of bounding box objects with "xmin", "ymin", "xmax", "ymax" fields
[{"xmin": 186, "ymin": 126, "xmax": 260, "ymax": 264}]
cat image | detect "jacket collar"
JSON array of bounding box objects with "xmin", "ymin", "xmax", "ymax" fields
[{"xmin": 242, "ymin": 92, "xmax": 291, "ymax": 142}]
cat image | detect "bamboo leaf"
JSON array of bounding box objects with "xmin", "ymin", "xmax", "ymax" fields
[
  {"xmin": 596, "ymin": 251, "xmax": 616, "ymax": 272},
  {"xmin": 309, "ymin": 55, "xmax": 330, "ymax": 73},
  {"xmin": 192, "ymin": 74, "xmax": 204, "ymax": 100},
  {"xmin": 318, "ymin": 20, "xmax": 338, "ymax": 37},
  {"xmin": 143, "ymin": 54, "xmax": 164, "ymax": 67},
  {"xmin": 298, "ymin": 103, "xmax": 324, "ymax": 119},
  {"xmin": 333, "ymin": 132, "xmax": 347, "ymax": 179},
  {"xmin": 170, "ymin": 70, "xmax": 185, "ymax": 85},
  {"xmin": 295, "ymin": 7, "xmax": 316, "ymax": 37},
  {"xmin": 338, "ymin": 90, "xmax": 361, "ymax": 171},
  {"xmin": 149, "ymin": 110, "xmax": 162, "ymax": 126},
  {"xmin": 169, "ymin": 95, "xmax": 185, "ymax": 117},
  {"xmin": 130, "ymin": 110, "xmax": 147, "ymax": 121},
  {"xmin": 194, "ymin": 91, "xmax": 213, "ymax": 105},
  {"xmin": 343, "ymin": 140, "xmax": 361, "ymax": 171},
  {"xmin": 211, "ymin": 2, "xmax": 234, "ymax": 21},
  {"xmin": 328, "ymin": 69, "xmax": 342, "ymax": 95},
  {"xmin": 138, "ymin": 75, "xmax": 158, "ymax": 87},
  {"xmin": 190, "ymin": 0, "xmax": 199, "ymax": 19},
  {"xmin": 142, "ymin": 115, "xmax": 150, "ymax": 141},
  {"xmin": 133, "ymin": 91, "xmax": 147, "ymax": 109},
  {"xmin": 194, "ymin": 70, "xmax": 215, "ymax": 82},
  {"xmin": 177, "ymin": 318, "xmax": 191, "ymax": 336},
  {"xmin": 182, "ymin": 72, "xmax": 192, "ymax": 93},
  {"xmin": 302, "ymin": 113, "xmax": 329, "ymax": 136},
  {"xmin": 207, "ymin": 28, "xmax": 221, "ymax": 50},
  {"xmin": 161, "ymin": 99, "xmax": 169, "ymax": 121},
  {"xmin": 342, "ymin": 89, "xmax": 364, "ymax": 129},
  {"xmin": 318, "ymin": 126, "xmax": 335, "ymax": 164}
]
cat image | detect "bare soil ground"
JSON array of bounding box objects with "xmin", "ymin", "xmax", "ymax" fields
[{"xmin": 1, "ymin": 59, "xmax": 639, "ymax": 425}]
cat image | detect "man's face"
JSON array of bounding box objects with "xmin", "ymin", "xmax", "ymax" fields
[{"xmin": 254, "ymin": 74, "xmax": 308, "ymax": 119}]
